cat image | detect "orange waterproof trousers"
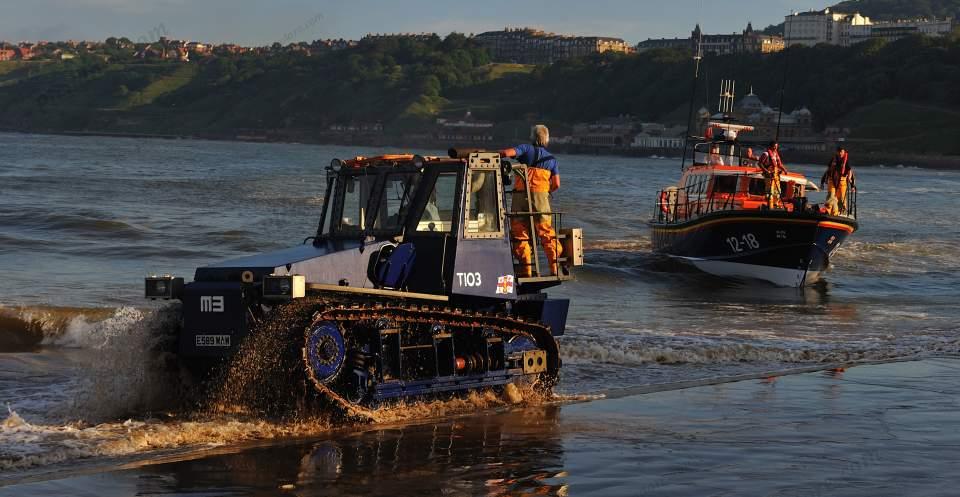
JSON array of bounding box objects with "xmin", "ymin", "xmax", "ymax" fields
[
  {"xmin": 765, "ymin": 172, "xmax": 782, "ymax": 209},
  {"xmin": 511, "ymin": 191, "xmax": 562, "ymax": 277}
]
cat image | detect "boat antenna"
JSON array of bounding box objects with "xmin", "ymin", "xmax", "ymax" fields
[
  {"xmin": 719, "ymin": 79, "xmax": 735, "ymax": 116},
  {"xmin": 681, "ymin": 29, "xmax": 703, "ymax": 171},
  {"xmin": 775, "ymin": 27, "xmax": 792, "ymax": 141}
]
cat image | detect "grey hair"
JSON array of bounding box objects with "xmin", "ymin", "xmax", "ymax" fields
[{"xmin": 531, "ymin": 124, "xmax": 549, "ymax": 147}]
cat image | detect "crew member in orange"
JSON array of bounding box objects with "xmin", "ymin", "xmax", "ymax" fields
[
  {"xmin": 500, "ymin": 125, "xmax": 562, "ymax": 277},
  {"xmin": 758, "ymin": 141, "xmax": 786, "ymax": 209},
  {"xmin": 821, "ymin": 144, "xmax": 854, "ymax": 215}
]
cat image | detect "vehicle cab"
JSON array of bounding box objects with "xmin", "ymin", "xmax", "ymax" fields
[{"xmin": 312, "ymin": 152, "xmax": 583, "ymax": 300}]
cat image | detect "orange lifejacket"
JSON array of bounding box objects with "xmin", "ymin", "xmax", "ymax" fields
[
  {"xmin": 759, "ymin": 149, "xmax": 783, "ymax": 175},
  {"xmin": 823, "ymin": 151, "xmax": 850, "ymax": 188}
]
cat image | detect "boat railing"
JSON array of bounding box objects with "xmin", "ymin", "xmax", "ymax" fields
[
  {"xmin": 654, "ymin": 173, "xmax": 859, "ymax": 224},
  {"xmin": 836, "ymin": 181, "xmax": 858, "ymax": 218},
  {"xmin": 654, "ymin": 175, "xmax": 739, "ymax": 224}
]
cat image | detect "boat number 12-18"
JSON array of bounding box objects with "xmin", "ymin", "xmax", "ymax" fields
[{"xmin": 726, "ymin": 233, "xmax": 760, "ymax": 253}]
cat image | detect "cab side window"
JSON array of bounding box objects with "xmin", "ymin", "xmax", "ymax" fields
[
  {"xmin": 416, "ymin": 173, "xmax": 457, "ymax": 232},
  {"xmin": 374, "ymin": 172, "xmax": 419, "ymax": 232},
  {"xmin": 465, "ymin": 170, "xmax": 501, "ymax": 235},
  {"xmin": 340, "ymin": 175, "xmax": 377, "ymax": 230}
]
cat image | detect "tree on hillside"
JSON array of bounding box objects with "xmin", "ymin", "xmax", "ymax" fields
[{"xmin": 830, "ymin": 0, "xmax": 960, "ymax": 19}]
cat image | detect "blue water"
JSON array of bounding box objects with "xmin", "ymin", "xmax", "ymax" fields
[{"xmin": 0, "ymin": 132, "xmax": 958, "ymax": 473}]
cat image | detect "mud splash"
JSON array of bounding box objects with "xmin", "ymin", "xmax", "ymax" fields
[
  {"xmin": 206, "ymin": 300, "xmax": 552, "ymax": 423},
  {"xmin": 0, "ymin": 300, "xmax": 558, "ymax": 472},
  {"xmin": 67, "ymin": 305, "xmax": 183, "ymax": 422}
]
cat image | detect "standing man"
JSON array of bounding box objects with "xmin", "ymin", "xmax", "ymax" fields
[
  {"xmin": 822, "ymin": 144, "xmax": 854, "ymax": 215},
  {"xmin": 501, "ymin": 124, "xmax": 563, "ymax": 277},
  {"xmin": 758, "ymin": 141, "xmax": 786, "ymax": 209}
]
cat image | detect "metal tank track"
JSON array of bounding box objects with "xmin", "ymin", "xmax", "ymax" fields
[{"xmin": 297, "ymin": 301, "xmax": 560, "ymax": 419}]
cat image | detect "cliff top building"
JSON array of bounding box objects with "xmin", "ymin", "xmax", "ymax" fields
[
  {"xmin": 784, "ymin": 8, "xmax": 954, "ymax": 47},
  {"xmin": 474, "ymin": 27, "xmax": 632, "ymax": 64},
  {"xmin": 784, "ymin": 8, "xmax": 872, "ymax": 47},
  {"xmin": 636, "ymin": 24, "xmax": 784, "ymax": 55}
]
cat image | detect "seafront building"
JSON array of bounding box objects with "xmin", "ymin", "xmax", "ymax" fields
[
  {"xmin": 631, "ymin": 123, "xmax": 686, "ymax": 150},
  {"xmin": 435, "ymin": 111, "xmax": 495, "ymax": 144},
  {"xmin": 473, "ymin": 27, "xmax": 633, "ymax": 64},
  {"xmin": 784, "ymin": 8, "xmax": 955, "ymax": 47},
  {"xmin": 569, "ymin": 119, "xmax": 638, "ymax": 148}
]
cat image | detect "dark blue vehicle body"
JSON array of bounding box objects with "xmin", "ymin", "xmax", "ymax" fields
[{"xmin": 158, "ymin": 152, "xmax": 581, "ymax": 406}]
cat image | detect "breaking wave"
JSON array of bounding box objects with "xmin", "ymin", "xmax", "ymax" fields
[
  {"xmin": 0, "ymin": 409, "xmax": 332, "ymax": 471},
  {"xmin": 0, "ymin": 306, "xmax": 117, "ymax": 352},
  {"xmin": 0, "ymin": 305, "xmax": 177, "ymax": 352},
  {"xmin": 586, "ymin": 238, "xmax": 651, "ymax": 252},
  {"xmin": 0, "ymin": 210, "xmax": 148, "ymax": 240}
]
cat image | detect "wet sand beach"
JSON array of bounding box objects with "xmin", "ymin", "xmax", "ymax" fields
[{"xmin": 4, "ymin": 358, "xmax": 959, "ymax": 497}]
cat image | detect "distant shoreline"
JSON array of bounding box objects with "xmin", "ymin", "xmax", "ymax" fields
[{"xmin": 3, "ymin": 128, "xmax": 959, "ymax": 170}]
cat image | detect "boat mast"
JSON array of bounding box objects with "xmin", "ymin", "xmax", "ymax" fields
[
  {"xmin": 775, "ymin": 28, "xmax": 792, "ymax": 142},
  {"xmin": 680, "ymin": 30, "xmax": 704, "ymax": 171}
]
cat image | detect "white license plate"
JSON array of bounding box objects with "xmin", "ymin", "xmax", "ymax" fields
[{"xmin": 195, "ymin": 334, "xmax": 231, "ymax": 347}]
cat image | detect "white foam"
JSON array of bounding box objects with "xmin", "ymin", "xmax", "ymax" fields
[
  {"xmin": 561, "ymin": 335, "xmax": 960, "ymax": 367},
  {"xmin": 43, "ymin": 307, "xmax": 145, "ymax": 349}
]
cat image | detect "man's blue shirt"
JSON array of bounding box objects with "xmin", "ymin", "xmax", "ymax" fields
[{"xmin": 512, "ymin": 144, "xmax": 559, "ymax": 177}]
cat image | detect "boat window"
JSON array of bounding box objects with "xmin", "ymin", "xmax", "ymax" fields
[
  {"xmin": 339, "ymin": 174, "xmax": 378, "ymax": 231},
  {"xmin": 465, "ymin": 170, "xmax": 502, "ymax": 237},
  {"xmin": 748, "ymin": 178, "xmax": 766, "ymax": 196},
  {"xmin": 713, "ymin": 175, "xmax": 738, "ymax": 194},
  {"xmin": 781, "ymin": 181, "xmax": 793, "ymax": 199},
  {"xmin": 416, "ymin": 172, "xmax": 457, "ymax": 232},
  {"xmin": 373, "ymin": 172, "xmax": 419, "ymax": 232},
  {"xmin": 694, "ymin": 175, "xmax": 707, "ymax": 193}
]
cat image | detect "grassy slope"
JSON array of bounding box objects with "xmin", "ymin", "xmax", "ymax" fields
[
  {"xmin": 121, "ymin": 64, "xmax": 199, "ymax": 109},
  {"xmin": 0, "ymin": 61, "xmax": 25, "ymax": 76},
  {"xmin": 442, "ymin": 64, "xmax": 536, "ymax": 120},
  {"xmin": 0, "ymin": 61, "xmax": 54, "ymax": 86},
  {"xmin": 479, "ymin": 63, "xmax": 535, "ymax": 79}
]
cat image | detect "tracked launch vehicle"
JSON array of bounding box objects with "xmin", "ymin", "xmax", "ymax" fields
[{"xmin": 146, "ymin": 152, "xmax": 583, "ymax": 412}]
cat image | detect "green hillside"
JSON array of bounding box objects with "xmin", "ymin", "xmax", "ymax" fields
[
  {"xmin": 838, "ymin": 100, "xmax": 960, "ymax": 154},
  {"xmin": 830, "ymin": 0, "xmax": 960, "ymax": 19},
  {"xmin": 764, "ymin": 1, "xmax": 959, "ymax": 36},
  {"xmin": 0, "ymin": 32, "xmax": 958, "ymax": 155}
]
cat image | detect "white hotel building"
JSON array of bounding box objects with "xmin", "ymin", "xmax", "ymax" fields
[{"xmin": 784, "ymin": 8, "xmax": 955, "ymax": 47}]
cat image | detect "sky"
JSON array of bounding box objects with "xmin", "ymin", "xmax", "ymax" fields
[{"xmin": 1, "ymin": 0, "xmax": 829, "ymax": 45}]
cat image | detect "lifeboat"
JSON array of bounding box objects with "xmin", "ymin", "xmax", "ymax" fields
[{"xmin": 649, "ymin": 123, "xmax": 858, "ymax": 287}]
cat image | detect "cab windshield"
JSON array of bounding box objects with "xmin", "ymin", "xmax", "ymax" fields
[{"xmin": 333, "ymin": 170, "xmax": 421, "ymax": 235}]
